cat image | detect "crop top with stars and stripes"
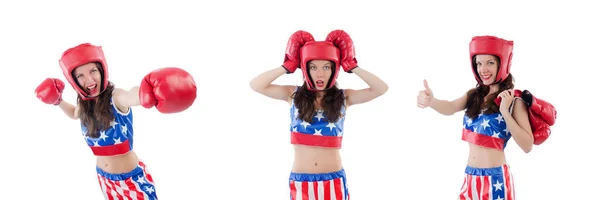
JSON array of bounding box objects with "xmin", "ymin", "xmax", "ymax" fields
[
  {"xmin": 289, "ymin": 87, "xmax": 347, "ymax": 148},
  {"xmin": 81, "ymin": 97, "xmax": 134, "ymax": 156},
  {"xmin": 461, "ymin": 109, "xmax": 513, "ymax": 151}
]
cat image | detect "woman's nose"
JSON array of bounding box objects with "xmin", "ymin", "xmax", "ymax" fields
[
  {"xmin": 316, "ymin": 70, "xmax": 324, "ymax": 76},
  {"xmin": 85, "ymin": 75, "xmax": 94, "ymax": 83}
]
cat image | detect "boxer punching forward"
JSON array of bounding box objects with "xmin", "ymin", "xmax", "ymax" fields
[
  {"xmin": 35, "ymin": 43, "xmax": 196, "ymax": 200},
  {"xmin": 417, "ymin": 36, "xmax": 557, "ymax": 199},
  {"xmin": 250, "ymin": 30, "xmax": 388, "ymax": 199}
]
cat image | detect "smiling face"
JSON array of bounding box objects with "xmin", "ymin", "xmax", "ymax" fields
[
  {"xmin": 73, "ymin": 62, "xmax": 102, "ymax": 97},
  {"xmin": 307, "ymin": 60, "xmax": 333, "ymax": 90},
  {"xmin": 474, "ymin": 54, "xmax": 500, "ymax": 85}
]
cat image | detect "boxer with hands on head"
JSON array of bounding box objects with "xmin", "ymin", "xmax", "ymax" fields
[
  {"xmin": 250, "ymin": 30, "xmax": 388, "ymax": 200},
  {"xmin": 35, "ymin": 43, "xmax": 197, "ymax": 200},
  {"xmin": 417, "ymin": 36, "xmax": 556, "ymax": 199}
]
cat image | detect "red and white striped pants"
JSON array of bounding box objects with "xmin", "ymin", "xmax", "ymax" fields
[
  {"xmin": 459, "ymin": 164, "xmax": 515, "ymax": 200},
  {"xmin": 96, "ymin": 161, "xmax": 158, "ymax": 200},
  {"xmin": 289, "ymin": 168, "xmax": 349, "ymax": 200}
]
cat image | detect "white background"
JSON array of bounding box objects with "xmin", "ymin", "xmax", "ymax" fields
[{"xmin": 0, "ymin": 0, "xmax": 597, "ymax": 199}]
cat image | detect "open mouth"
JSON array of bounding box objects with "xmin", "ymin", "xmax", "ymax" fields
[
  {"xmin": 480, "ymin": 73, "xmax": 492, "ymax": 80},
  {"xmin": 86, "ymin": 84, "xmax": 98, "ymax": 94},
  {"xmin": 315, "ymin": 80, "xmax": 325, "ymax": 87}
]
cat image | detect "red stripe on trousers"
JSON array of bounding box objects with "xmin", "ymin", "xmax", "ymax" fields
[
  {"xmin": 101, "ymin": 177, "xmax": 116, "ymax": 200},
  {"xmin": 97, "ymin": 175, "xmax": 114, "ymax": 200},
  {"xmin": 459, "ymin": 175, "xmax": 467, "ymax": 200},
  {"xmin": 334, "ymin": 178, "xmax": 342, "ymax": 200},
  {"xmin": 108, "ymin": 179, "xmax": 125, "ymax": 200},
  {"xmin": 124, "ymin": 178, "xmax": 145, "ymax": 199},
  {"xmin": 313, "ymin": 181, "xmax": 319, "ymax": 200},
  {"xmin": 476, "ymin": 176, "xmax": 482, "ymax": 199},
  {"xmin": 324, "ymin": 180, "xmax": 331, "ymax": 200},
  {"xmin": 290, "ymin": 181, "xmax": 297, "ymax": 200},
  {"xmin": 504, "ymin": 165, "xmax": 513, "ymax": 200},
  {"xmin": 466, "ymin": 175, "xmax": 472, "ymax": 199},
  {"xmin": 482, "ymin": 176, "xmax": 490, "ymax": 200},
  {"xmin": 302, "ymin": 182, "xmax": 309, "ymax": 200}
]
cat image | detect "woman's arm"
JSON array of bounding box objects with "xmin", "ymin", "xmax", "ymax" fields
[
  {"xmin": 502, "ymin": 99, "xmax": 534, "ymax": 153},
  {"xmin": 417, "ymin": 79, "xmax": 468, "ymax": 116},
  {"xmin": 344, "ymin": 67, "xmax": 388, "ymax": 106},
  {"xmin": 430, "ymin": 93, "xmax": 469, "ymax": 116},
  {"xmin": 112, "ymin": 86, "xmax": 140, "ymax": 113},
  {"xmin": 58, "ymin": 100, "xmax": 79, "ymax": 120},
  {"xmin": 249, "ymin": 67, "xmax": 297, "ymax": 102}
]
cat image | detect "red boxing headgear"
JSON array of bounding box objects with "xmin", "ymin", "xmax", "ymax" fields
[
  {"xmin": 469, "ymin": 36, "xmax": 514, "ymax": 84},
  {"xmin": 59, "ymin": 43, "xmax": 109, "ymax": 100},
  {"xmin": 300, "ymin": 41, "xmax": 341, "ymax": 91}
]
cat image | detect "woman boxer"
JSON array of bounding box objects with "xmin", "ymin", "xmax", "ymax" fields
[
  {"xmin": 250, "ymin": 30, "xmax": 388, "ymax": 200},
  {"xmin": 34, "ymin": 43, "xmax": 197, "ymax": 200},
  {"xmin": 417, "ymin": 36, "xmax": 556, "ymax": 199}
]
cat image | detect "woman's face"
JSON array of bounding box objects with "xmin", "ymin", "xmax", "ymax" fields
[
  {"xmin": 74, "ymin": 63, "xmax": 102, "ymax": 97},
  {"xmin": 308, "ymin": 60, "xmax": 333, "ymax": 90},
  {"xmin": 474, "ymin": 54, "xmax": 499, "ymax": 85}
]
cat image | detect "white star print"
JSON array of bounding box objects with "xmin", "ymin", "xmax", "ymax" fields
[
  {"xmin": 492, "ymin": 131, "xmax": 500, "ymax": 138},
  {"xmin": 99, "ymin": 131, "xmax": 108, "ymax": 141},
  {"xmin": 145, "ymin": 186, "xmax": 155, "ymax": 193},
  {"xmin": 503, "ymin": 128, "xmax": 508, "ymax": 134},
  {"xmin": 314, "ymin": 129, "xmax": 322, "ymax": 136},
  {"xmin": 495, "ymin": 196, "xmax": 504, "ymax": 200},
  {"xmin": 466, "ymin": 118, "xmax": 473, "ymax": 126},
  {"xmin": 326, "ymin": 123, "xmax": 336, "ymax": 131},
  {"xmin": 495, "ymin": 114, "xmax": 504, "ymax": 124},
  {"xmin": 136, "ymin": 176, "xmax": 147, "ymax": 184},
  {"xmin": 294, "ymin": 109, "xmax": 299, "ymax": 117},
  {"xmin": 292, "ymin": 127, "xmax": 298, "ymax": 132},
  {"xmin": 473, "ymin": 127, "xmax": 478, "ymax": 133},
  {"xmin": 120, "ymin": 125, "xmax": 127, "ymax": 133},
  {"xmin": 493, "ymin": 180, "xmax": 503, "ymax": 191},
  {"xmin": 300, "ymin": 121, "xmax": 311, "ymax": 129},
  {"xmin": 93, "ymin": 140, "xmax": 100, "ymax": 146},
  {"xmin": 314, "ymin": 112, "xmax": 325, "ymax": 121},
  {"xmin": 480, "ymin": 119, "xmax": 490, "ymax": 130},
  {"xmin": 338, "ymin": 131, "xmax": 343, "ymax": 137},
  {"xmin": 113, "ymin": 137, "xmax": 122, "ymax": 144},
  {"xmin": 110, "ymin": 120, "xmax": 118, "ymax": 129},
  {"xmin": 478, "ymin": 112, "xmax": 484, "ymax": 118}
]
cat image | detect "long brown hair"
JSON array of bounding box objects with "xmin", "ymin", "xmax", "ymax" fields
[
  {"xmin": 292, "ymin": 82, "xmax": 345, "ymax": 123},
  {"xmin": 465, "ymin": 55, "xmax": 515, "ymax": 119},
  {"xmin": 77, "ymin": 82, "xmax": 115, "ymax": 138}
]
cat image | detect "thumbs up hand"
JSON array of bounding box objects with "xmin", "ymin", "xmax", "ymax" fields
[{"xmin": 417, "ymin": 79, "xmax": 434, "ymax": 108}]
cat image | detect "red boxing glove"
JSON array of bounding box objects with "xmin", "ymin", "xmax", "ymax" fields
[
  {"xmin": 326, "ymin": 30, "xmax": 358, "ymax": 73},
  {"xmin": 282, "ymin": 30, "xmax": 315, "ymax": 74},
  {"xmin": 529, "ymin": 112, "xmax": 552, "ymax": 145},
  {"xmin": 522, "ymin": 90, "xmax": 557, "ymax": 126},
  {"xmin": 494, "ymin": 89, "xmax": 557, "ymax": 145},
  {"xmin": 139, "ymin": 67, "xmax": 197, "ymax": 114},
  {"xmin": 35, "ymin": 78, "xmax": 65, "ymax": 105},
  {"xmin": 520, "ymin": 90, "xmax": 556, "ymax": 145}
]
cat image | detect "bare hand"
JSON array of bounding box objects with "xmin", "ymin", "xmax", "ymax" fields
[
  {"xmin": 417, "ymin": 79, "xmax": 434, "ymax": 108},
  {"xmin": 497, "ymin": 89, "xmax": 514, "ymax": 113}
]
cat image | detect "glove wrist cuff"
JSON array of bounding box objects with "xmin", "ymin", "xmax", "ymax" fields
[
  {"xmin": 346, "ymin": 65, "xmax": 358, "ymax": 73},
  {"xmin": 54, "ymin": 98, "xmax": 62, "ymax": 106},
  {"xmin": 281, "ymin": 64, "xmax": 295, "ymax": 74}
]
